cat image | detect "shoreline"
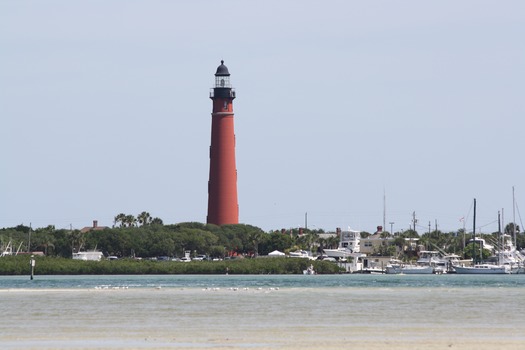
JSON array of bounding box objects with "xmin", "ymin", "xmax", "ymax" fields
[{"xmin": 2, "ymin": 339, "xmax": 524, "ymax": 350}]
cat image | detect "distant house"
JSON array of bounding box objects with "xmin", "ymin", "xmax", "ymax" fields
[
  {"xmin": 80, "ymin": 220, "xmax": 108, "ymax": 233},
  {"xmin": 360, "ymin": 226, "xmax": 395, "ymax": 255}
]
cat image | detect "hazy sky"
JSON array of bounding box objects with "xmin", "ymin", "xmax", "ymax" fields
[{"xmin": 2, "ymin": 1, "xmax": 524, "ymax": 234}]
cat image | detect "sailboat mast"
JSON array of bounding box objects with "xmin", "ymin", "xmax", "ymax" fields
[
  {"xmin": 498, "ymin": 211, "xmax": 501, "ymax": 266},
  {"xmin": 498, "ymin": 210, "xmax": 501, "ymax": 234},
  {"xmin": 473, "ymin": 198, "xmax": 477, "ymax": 263},
  {"xmin": 513, "ymin": 186, "xmax": 517, "ymax": 247},
  {"xmin": 383, "ymin": 188, "xmax": 386, "ymax": 234}
]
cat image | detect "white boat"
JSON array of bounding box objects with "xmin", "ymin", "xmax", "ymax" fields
[
  {"xmin": 453, "ymin": 199, "xmax": 510, "ymax": 274},
  {"xmin": 179, "ymin": 250, "xmax": 192, "ymax": 262},
  {"xmin": 289, "ymin": 250, "xmax": 315, "ymax": 260},
  {"xmin": 356, "ymin": 266, "xmax": 385, "ymax": 274},
  {"xmin": 442, "ymin": 254, "xmax": 471, "ymax": 266},
  {"xmin": 323, "ymin": 229, "xmax": 361, "ymax": 259},
  {"xmin": 416, "ymin": 250, "xmax": 468, "ymax": 274},
  {"xmin": 72, "ymin": 251, "xmax": 104, "ymax": 261},
  {"xmin": 454, "ymin": 264, "xmax": 510, "ymax": 274},
  {"xmin": 416, "ymin": 250, "xmax": 449, "ymax": 273},
  {"xmin": 303, "ymin": 264, "xmax": 316, "ymax": 275},
  {"xmin": 349, "ymin": 256, "xmax": 388, "ymax": 274},
  {"xmin": 495, "ymin": 234, "xmax": 525, "ymax": 274},
  {"xmin": 385, "ymin": 259, "xmax": 435, "ymax": 274},
  {"xmin": 467, "ymin": 237, "xmax": 494, "ymax": 252},
  {"xmin": 416, "ymin": 250, "xmax": 444, "ymax": 265}
]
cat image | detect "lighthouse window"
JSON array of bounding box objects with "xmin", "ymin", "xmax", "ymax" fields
[
  {"xmin": 223, "ymin": 101, "xmax": 228, "ymax": 110},
  {"xmin": 215, "ymin": 76, "xmax": 230, "ymax": 88}
]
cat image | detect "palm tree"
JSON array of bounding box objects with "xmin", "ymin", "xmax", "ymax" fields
[
  {"xmin": 137, "ymin": 211, "xmax": 152, "ymax": 226},
  {"xmin": 327, "ymin": 235, "xmax": 340, "ymax": 249},
  {"xmin": 69, "ymin": 230, "xmax": 85, "ymax": 253},
  {"xmin": 505, "ymin": 223, "xmax": 520, "ymax": 235},
  {"xmin": 151, "ymin": 217, "xmax": 164, "ymax": 225},
  {"xmin": 302, "ymin": 231, "xmax": 319, "ymax": 253},
  {"xmin": 124, "ymin": 215, "xmax": 137, "ymax": 227},
  {"xmin": 318, "ymin": 237, "xmax": 327, "ymax": 253},
  {"xmin": 380, "ymin": 231, "xmax": 391, "ymax": 239},
  {"xmin": 114, "ymin": 213, "xmax": 126, "ymax": 228},
  {"xmin": 248, "ymin": 230, "xmax": 264, "ymax": 257}
]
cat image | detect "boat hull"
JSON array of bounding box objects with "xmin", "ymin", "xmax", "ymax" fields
[
  {"xmin": 385, "ymin": 265, "xmax": 434, "ymax": 274},
  {"xmin": 323, "ymin": 249, "xmax": 355, "ymax": 258},
  {"xmin": 354, "ymin": 268, "xmax": 385, "ymax": 274},
  {"xmin": 453, "ymin": 265, "xmax": 509, "ymax": 274}
]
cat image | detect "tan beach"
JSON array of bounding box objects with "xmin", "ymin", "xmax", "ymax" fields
[{"xmin": 1, "ymin": 286, "xmax": 523, "ymax": 350}]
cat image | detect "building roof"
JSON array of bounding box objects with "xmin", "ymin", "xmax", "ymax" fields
[
  {"xmin": 80, "ymin": 220, "xmax": 108, "ymax": 233},
  {"xmin": 215, "ymin": 60, "xmax": 230, "ymax": 76}
]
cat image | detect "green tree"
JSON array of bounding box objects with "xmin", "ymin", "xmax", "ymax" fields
[
  {"xmin": 13, "ymin": 225, "xmax": 31, "ymax": 234},
  {"xmin": 326, "ymin": 235, "xmax": 340, "ymax": 249},
  {"xmin": 373, "ymin": 243, "xmax": 396, "ymax": 257},
  {"xmin": 151, "ymin": 217, "xmax": 163, "ymax": 225},
  {"xmin": 124, "ymin": 215, "xmax": 137, "ymax": 227},
  {"xmin": 505, "ymin": 223, "xmax": 520, "ymax": 235},
  {"xmin": 259, "ymin": 232, "xmax": 293, "ymax": 255},
  {"xmin": 401, "ymin": 229, "xmax": 419, "ymax": 238},
  {"xmin": 32, "ymin": 225, "xmax": 56, "ymax": 255},
  {"xmin": 114, "ymin": 213, "xmax": 126, "ymax": 228},
  {"xmin": 69, "ymin": 230, "xmax": 85, "ymax": 254},
  {"xmin": 379, "ymin": 231, "xmax": 391, "ymax": 239},
  {"xmin": 463, "ymin": 242, "xmax": 491, "ymax": 262},
  {"xmin": 137, "ymin": 211, "xmax": 152, "ymax": 226},
  {"xmin": 248, "ymin": 230, "xmax": 265, "ymax": 257},
  {"xmin": 296, "ymin": 231, "xmax": 319, "ymax": 253}
]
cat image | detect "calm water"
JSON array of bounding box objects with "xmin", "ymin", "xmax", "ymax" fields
[
  {"xmin": 1, "ymin": 275, "xmax": 525, "ymax": 350},
  {"xmin": 2, "ymin": 273, "xmax": 525, "ymax": 289}
]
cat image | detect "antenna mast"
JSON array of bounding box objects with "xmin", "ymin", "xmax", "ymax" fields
[
  {"xmin": 473, "ymin": 198, "xmax": 477, "ymax": 263},
  {"xmin": 412, "ymin": 211, "xmax": 417, "ymax": 233},
  {"xmin": 383, "ymin": 189, "xmax": 386, "ymax": 233},
  {"xmin": 513, "ymin": 186, "xmax": 517, "ymax": 247}
]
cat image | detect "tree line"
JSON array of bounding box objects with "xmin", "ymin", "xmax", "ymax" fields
[
  {"xmin": 1, "ymin": 216, "xmax": 522, "ymax": 261},
  {"xmin": 0, "ymin": 221, "xmax": 297, "ymax": 259}
]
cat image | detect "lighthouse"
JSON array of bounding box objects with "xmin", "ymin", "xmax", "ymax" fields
[{"xmin": 207, "ymin": 60, "xmax": 239, "ymax": 225}]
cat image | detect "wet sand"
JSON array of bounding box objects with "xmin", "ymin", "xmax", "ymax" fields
[{"xmin": 1, "ymin": 287, "xmax": 523, "ymax": 349}]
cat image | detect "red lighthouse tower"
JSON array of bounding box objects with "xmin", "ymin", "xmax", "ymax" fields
[{"xmin": 207, "ymin": 60, "xmax": 239, "ymax": 225}]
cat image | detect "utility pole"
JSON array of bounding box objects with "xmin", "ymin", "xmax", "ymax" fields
[
  {"xmin": 412, "ymin": 211, "xmax": 417, "ymax": 233},
  {"xmin": 383, "ymin": 188, "xmax": 386, "ymax": 233}
]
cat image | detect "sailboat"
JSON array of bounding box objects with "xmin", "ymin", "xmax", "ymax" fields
[
  {"xmin": 494, "ymin": 232, "xmax": 524, "ymax": 274},
  {"xmin": 454, "ymin": 199, "xmax": 510, "ymax": 274},
  {"xmin": 1, "ymin": 240, "xmax": 13, "ymax": 257},
  {"xmin": 494, "ymin": 188, "xmax": 525, "ymax": 273}
]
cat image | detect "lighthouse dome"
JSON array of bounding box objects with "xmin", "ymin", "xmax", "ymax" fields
[{"xmin": 215, "ymin": 60, "xmax": 230, "ymax": 76}]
